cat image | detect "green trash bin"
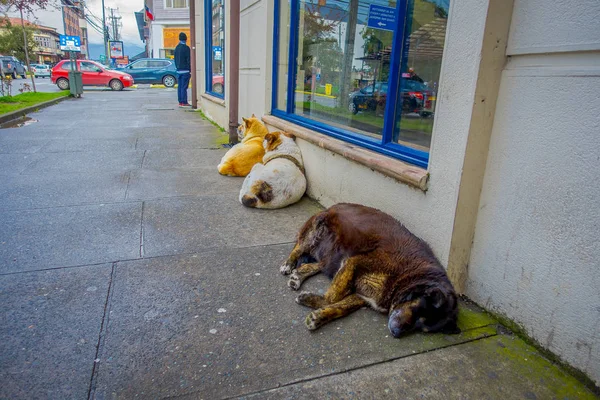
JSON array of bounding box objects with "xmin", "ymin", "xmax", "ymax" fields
[{"xmin": 68, "ymin": 70, "xmax": 83, "ymax": 97}]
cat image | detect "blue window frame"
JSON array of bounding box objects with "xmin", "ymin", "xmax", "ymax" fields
[
  {"xmin": 204, "ymin": 0, "xmax": 225, "ymax": 98},
  {"xmin": 272, "ymin": 0, "xmax": 449, "ymax": 168}
]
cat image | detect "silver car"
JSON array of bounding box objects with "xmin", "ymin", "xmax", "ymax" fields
[{"xmin": 32, "ymin": 64, "xmax": 51, "ymax": 78}]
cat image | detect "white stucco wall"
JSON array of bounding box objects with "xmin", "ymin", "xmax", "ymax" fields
[
  {"xmin": 194, "ymin": 0, "xmax": 229, "ymax": 129},
  {"xmin": 467, "ymin": 0, "xmax": 600, "ymax": 385}
]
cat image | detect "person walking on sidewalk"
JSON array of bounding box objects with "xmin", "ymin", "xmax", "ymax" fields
[{"xmin": 174, "ymin": 32, "xmax": 191, "ymax": 107}]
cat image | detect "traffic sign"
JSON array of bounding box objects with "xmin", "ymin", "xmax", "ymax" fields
[
  {"xmin": 367, "ymin": 4, "xmax": 396, "ymax": 32},
  {"xmin": 59, "ymin": 35, "xmax": 81, "ymax": 52}
]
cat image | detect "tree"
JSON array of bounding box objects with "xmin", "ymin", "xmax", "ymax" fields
[
  {"xmin": 1, "ymin": 0, "xmax": 56, "ymax": 92},
  {"xmin": 0, "ymin": 18, "xmax": 35, "ymax": 64}
]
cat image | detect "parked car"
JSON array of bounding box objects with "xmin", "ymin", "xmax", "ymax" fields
[
  {"xmin": 31, "ymin": 63, "xmax": 51, "ymax": 78},
  {"xmin": 0, "ymin": 55, "xmax": 26, "ymax": 79},
  {"xmin": 51, "ymin": 59, "xmax": 134, "ymax": 91},
  {"xmin": 212, "ymin": 74, "xmax": 224, "ymax": 94},
  {"xmin": 119, "ymin": 58, "xmax": 178, "ymax": 87},
  {"xmin": 348, "ymin": 80, "xmax": 434, "ymax": 117}
]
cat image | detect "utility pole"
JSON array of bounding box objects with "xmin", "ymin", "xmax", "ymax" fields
[
  {"xmin": 109, "ymin": 8, "xmax": 122, "ymax": 42},
  {"xmin": 102, "ymin": 0, "xmax": 108, "ymax": 64}
]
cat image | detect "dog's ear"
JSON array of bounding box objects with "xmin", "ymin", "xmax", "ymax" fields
[
  {"xmin": 282, "ymin": 131, "xmax": 296, "ymax": 140},
  {"xmin": 264, "ymin": 132, "xmax": 277, "ymax": 147},
  {"xmin": 242, "ymin": 117, "xmax": 248, "ymax": 124}
]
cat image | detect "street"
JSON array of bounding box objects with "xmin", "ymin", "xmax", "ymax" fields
[{"xmin": 0, "ymin": 89, "xmax": 596, "ymax": 399}]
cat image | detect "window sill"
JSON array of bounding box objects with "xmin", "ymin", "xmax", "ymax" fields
[
  {"xmin": 201, "ymin": 93, "xmax": 226, "ymax": 106},
  {"xmin": 262, "ymin": 115, "xmax": 429, "ymax": 191}
]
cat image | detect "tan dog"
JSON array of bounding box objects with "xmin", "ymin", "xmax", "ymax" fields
[
  {"xmin": 281, "ymin": 203, "xmax": 460, "ymax": 337},
  {"xmin": 239, "ymin": 131, "xmax": 306, "ymax": 209},
  {"xmin": 217, "ymin": 115, "xmax": 268, "ymax": 177}
]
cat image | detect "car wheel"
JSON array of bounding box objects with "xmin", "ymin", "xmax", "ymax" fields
[
  {"xmin": 109, "ymin": 79, "xmax": 123, "ymax": 91},
  {"xmin": 162, "ymin": 75, "xmax": 176, "ymax": 88},
  {"xmin": 56, "ymin": 77, "xmax": 70, "ymax": 90},
  {"xmin": 419, "ymin": 111, "xmax": 432, "ymax": 118},
  {"xmin": 12, "ymin": 72, "xmax": 17, "ymax": 79},
  {"xmin": 348, "ymin": 101, "xmax": 358, "ymax": 115},
  {"xmin": 213, "ymin": 83, "xmax": 224, "ymax": 94},
  {"xmin": 21, "ymin": 74, "xmax": 26, "ymax": 79}
]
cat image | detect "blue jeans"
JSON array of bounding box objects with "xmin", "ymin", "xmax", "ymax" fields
[{"xmin": 177, "ymin": 72, "xmax": 190, "ymax": 104}]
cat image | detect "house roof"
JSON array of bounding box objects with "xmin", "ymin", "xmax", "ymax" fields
[{"xmin": 0, "ymin": 17, "xmax": 59, "ymax": 34}]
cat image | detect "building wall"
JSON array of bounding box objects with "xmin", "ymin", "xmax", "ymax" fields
[
  {"xmin": 154, "ymin": 0, "xmax": 191, "ymax": 20},
  {"xmin": 466, "ymin": 0, "xmax": 600, "ymax": 386},
  {"xmin": 264, "ymin": 0, "xmax": 494, "ymax": 271}
]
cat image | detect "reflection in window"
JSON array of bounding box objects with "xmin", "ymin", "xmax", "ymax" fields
[
  {"xmin": 205, "ymin": 0, "xmax": 225, "ymax": 96},
  {"xmin": 274, "ymin": 0, "xmax": 450, "ymax": 167}
]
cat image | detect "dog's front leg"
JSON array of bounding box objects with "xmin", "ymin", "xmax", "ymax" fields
[
  {"xmin": 280, "ymin": 243, "xmax": 304, "ymax": 275},
  {"xmin": 305, "ymin": 294, "xmax": 367, "ymax": 331},
  {"xmin": 288, "ymin": 262, "xmax": 321, "ymax": 290}
]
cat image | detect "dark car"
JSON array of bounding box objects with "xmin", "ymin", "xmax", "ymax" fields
[
  {"xmin": 119, "ymin": 58, "xmax": 178, "ymax": 87},
  {"xmin": 0, "ymin": 55, "xmax": 26, "ymax": 79},
  {"xmin": 348, "ymin": 80, "xmax": 434, "ymax": 117}
]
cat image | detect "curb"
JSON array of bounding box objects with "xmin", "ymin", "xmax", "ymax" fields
[{"xmin": 0, "ymin": 94, "xmax": 70, "ymax": 125}]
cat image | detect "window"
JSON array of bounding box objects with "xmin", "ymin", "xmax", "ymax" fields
[
  {"xmin": 204, "ymin": 0, "xmax": 225, "ymax": 97},
  {"xmin": 273, "ymin": 0, "xmax": 450, "ymax": 168},
  {"xmin": 131, "ymin": 60, "xmax": 150, "ymax": 69},
  {"xmin": 80, "ymin": 62, "xmax": 101, "ymax": 72},
  {"xmin": 165, "ymin": 0, "xmax": 188, "ymax": 8},
  {"xmin": 148, "ymin": 60, "xmax": 171, "ymax": 68}
]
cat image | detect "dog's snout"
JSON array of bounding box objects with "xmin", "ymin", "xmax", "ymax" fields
[
  {"xmin": 388, "ymin": 310, "xmax": 406, "ymax": 338},
  {"xmin": 241, "ymin": 195, "xmax": 258, "ymax": 208}
]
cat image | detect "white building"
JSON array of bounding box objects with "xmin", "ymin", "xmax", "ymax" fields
[
  {"xmin": 145, "ymin": 0, "xmax": 191, "ymax": 59},
  {"xmin": 191, "ymin": 0, "xmax": 600, "ymax": 387}
]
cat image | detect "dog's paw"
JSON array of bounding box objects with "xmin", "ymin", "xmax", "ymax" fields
[
  {"xmin": 296, "ymin": 291, "xmax": 323, "ymax": 308},
  {"xmin": 305, "ymin": 310, "xmax": 324, "ymax": 331},
  {"xmin": 280, "ymin": 262, "xmax": 294, "ymax": 275},
  {"xmin": 288, "ymin": 272, "xmax": 302, "ymax": 290}
]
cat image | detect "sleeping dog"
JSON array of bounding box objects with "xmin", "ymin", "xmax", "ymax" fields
[
  {"xmin": 281, "ymin": 203, "xmax": 460, "ymax": 337},
  {"xmin": 239, "ymin": 131, "xmax": 307, "ymax": 209}
]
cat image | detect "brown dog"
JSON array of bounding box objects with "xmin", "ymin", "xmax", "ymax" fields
[{"xmin": 281, "ymin": 203, "xmax": 460, "ymax": 337}]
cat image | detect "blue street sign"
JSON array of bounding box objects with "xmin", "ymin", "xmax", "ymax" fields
[
  {"xmin": 367, "ymin": 4, "xmax": 396, "ymax": 31},
  {"xmin": 213, "ymin": 46, "xmax": 222, "ymax": 61},
  {"xmin": 59, "ymin": 35, "xmax": 81, "ymax": 52}
]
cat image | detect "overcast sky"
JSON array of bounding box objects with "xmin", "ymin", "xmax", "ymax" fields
[{"xmin": 4, "ymin": 0, "xmax": 144, "ymax": 46}]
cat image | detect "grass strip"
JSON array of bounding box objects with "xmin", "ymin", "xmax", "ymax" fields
[{"xmin": 0, "ymin": 91, "xmax": 69, "ymax": 115}]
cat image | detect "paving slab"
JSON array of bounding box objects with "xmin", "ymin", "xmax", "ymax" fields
[
  {"xmin": 126, "ymin": 168, "xmax": 243, "ymax": 200},
  {"xmin": 0, "ymin": 202, "xmax": 142, "ymax": 274},
  {"xmin": 21, "ymin": 150, "xmax": 145, "ymax": 174},
  {"xmin": 0, "ymin": 264, "xmax": 112, "ymax": 400},
  {"xmin": 0, "ymin": 171, "xmax": 129, "ymax": 211},
  {"xmin": 136, "ymin": 135, "xmax": 224, "ymax": 150},
  {"xmin": 0, "ymin": 138, "xmax": 50, "ymax": 154},
  {"xmin": 141, "ymin": 195, "xmax": 323, "ymax": 257},
  {"xmin": 92, "ymin": 246, "xmax": 497, "ymax": 400},
  {"xmin": 243, "ymin": 334, "xmax": 598, "ymax": 400},
  {"xmin": 0, "ymin": 153, "xmax": 45, "ymax": 175},
  {"xmin": 40, "ymin": 138, "xmax": 137, "ymax": 153},
  {"xmin": 142, "ymin": 148, "xmax": 226, "ymax": 170}
]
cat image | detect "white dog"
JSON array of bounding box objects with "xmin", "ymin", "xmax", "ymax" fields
[{"xmin": 239, "ymin": 131, "xmax": 307, "ymax": 209}]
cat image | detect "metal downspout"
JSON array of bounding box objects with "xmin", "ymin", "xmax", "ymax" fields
[
  {"xmin": 228, "ymin": 0, "xmax": 240, "ymax": 144},
  {"xmin": 190, "ymin": 0, "xmax": 198, "ymax": 109}
]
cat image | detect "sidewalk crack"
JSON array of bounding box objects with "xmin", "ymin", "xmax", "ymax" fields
[
  {"xmin": 87, "ymin": 262, "xmax": 117, "ymax": 400},
  {"xmin": 139, "ymin": 201, "xmax": 145, "ymax": 258},
  {"xmin": 140, "ymin": 150, "xmax": 147, "ymax": 168}
]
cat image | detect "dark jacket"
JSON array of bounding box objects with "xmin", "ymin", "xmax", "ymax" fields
[{"xmin": 174, "ymin": 42, "xmax": 191, "ymax": 72}]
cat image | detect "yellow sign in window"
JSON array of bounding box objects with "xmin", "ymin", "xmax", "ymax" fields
[{"xmin": 163, "ymin": 27, "xmax": 190, "ymax": 49}]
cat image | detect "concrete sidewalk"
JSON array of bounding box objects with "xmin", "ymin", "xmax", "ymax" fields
[{"xmin": 0, "ymin": 88, "xmax": 596, "ymax": 399}]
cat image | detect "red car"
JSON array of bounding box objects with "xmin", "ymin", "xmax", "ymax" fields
[{"xmin": 51, "ymin": 60, "xmax": 134, "ymax": 91}]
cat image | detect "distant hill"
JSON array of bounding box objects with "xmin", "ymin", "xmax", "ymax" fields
[{"xmin": 87, "ymin": 42, "xmax": 146, "ymax": 60}]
